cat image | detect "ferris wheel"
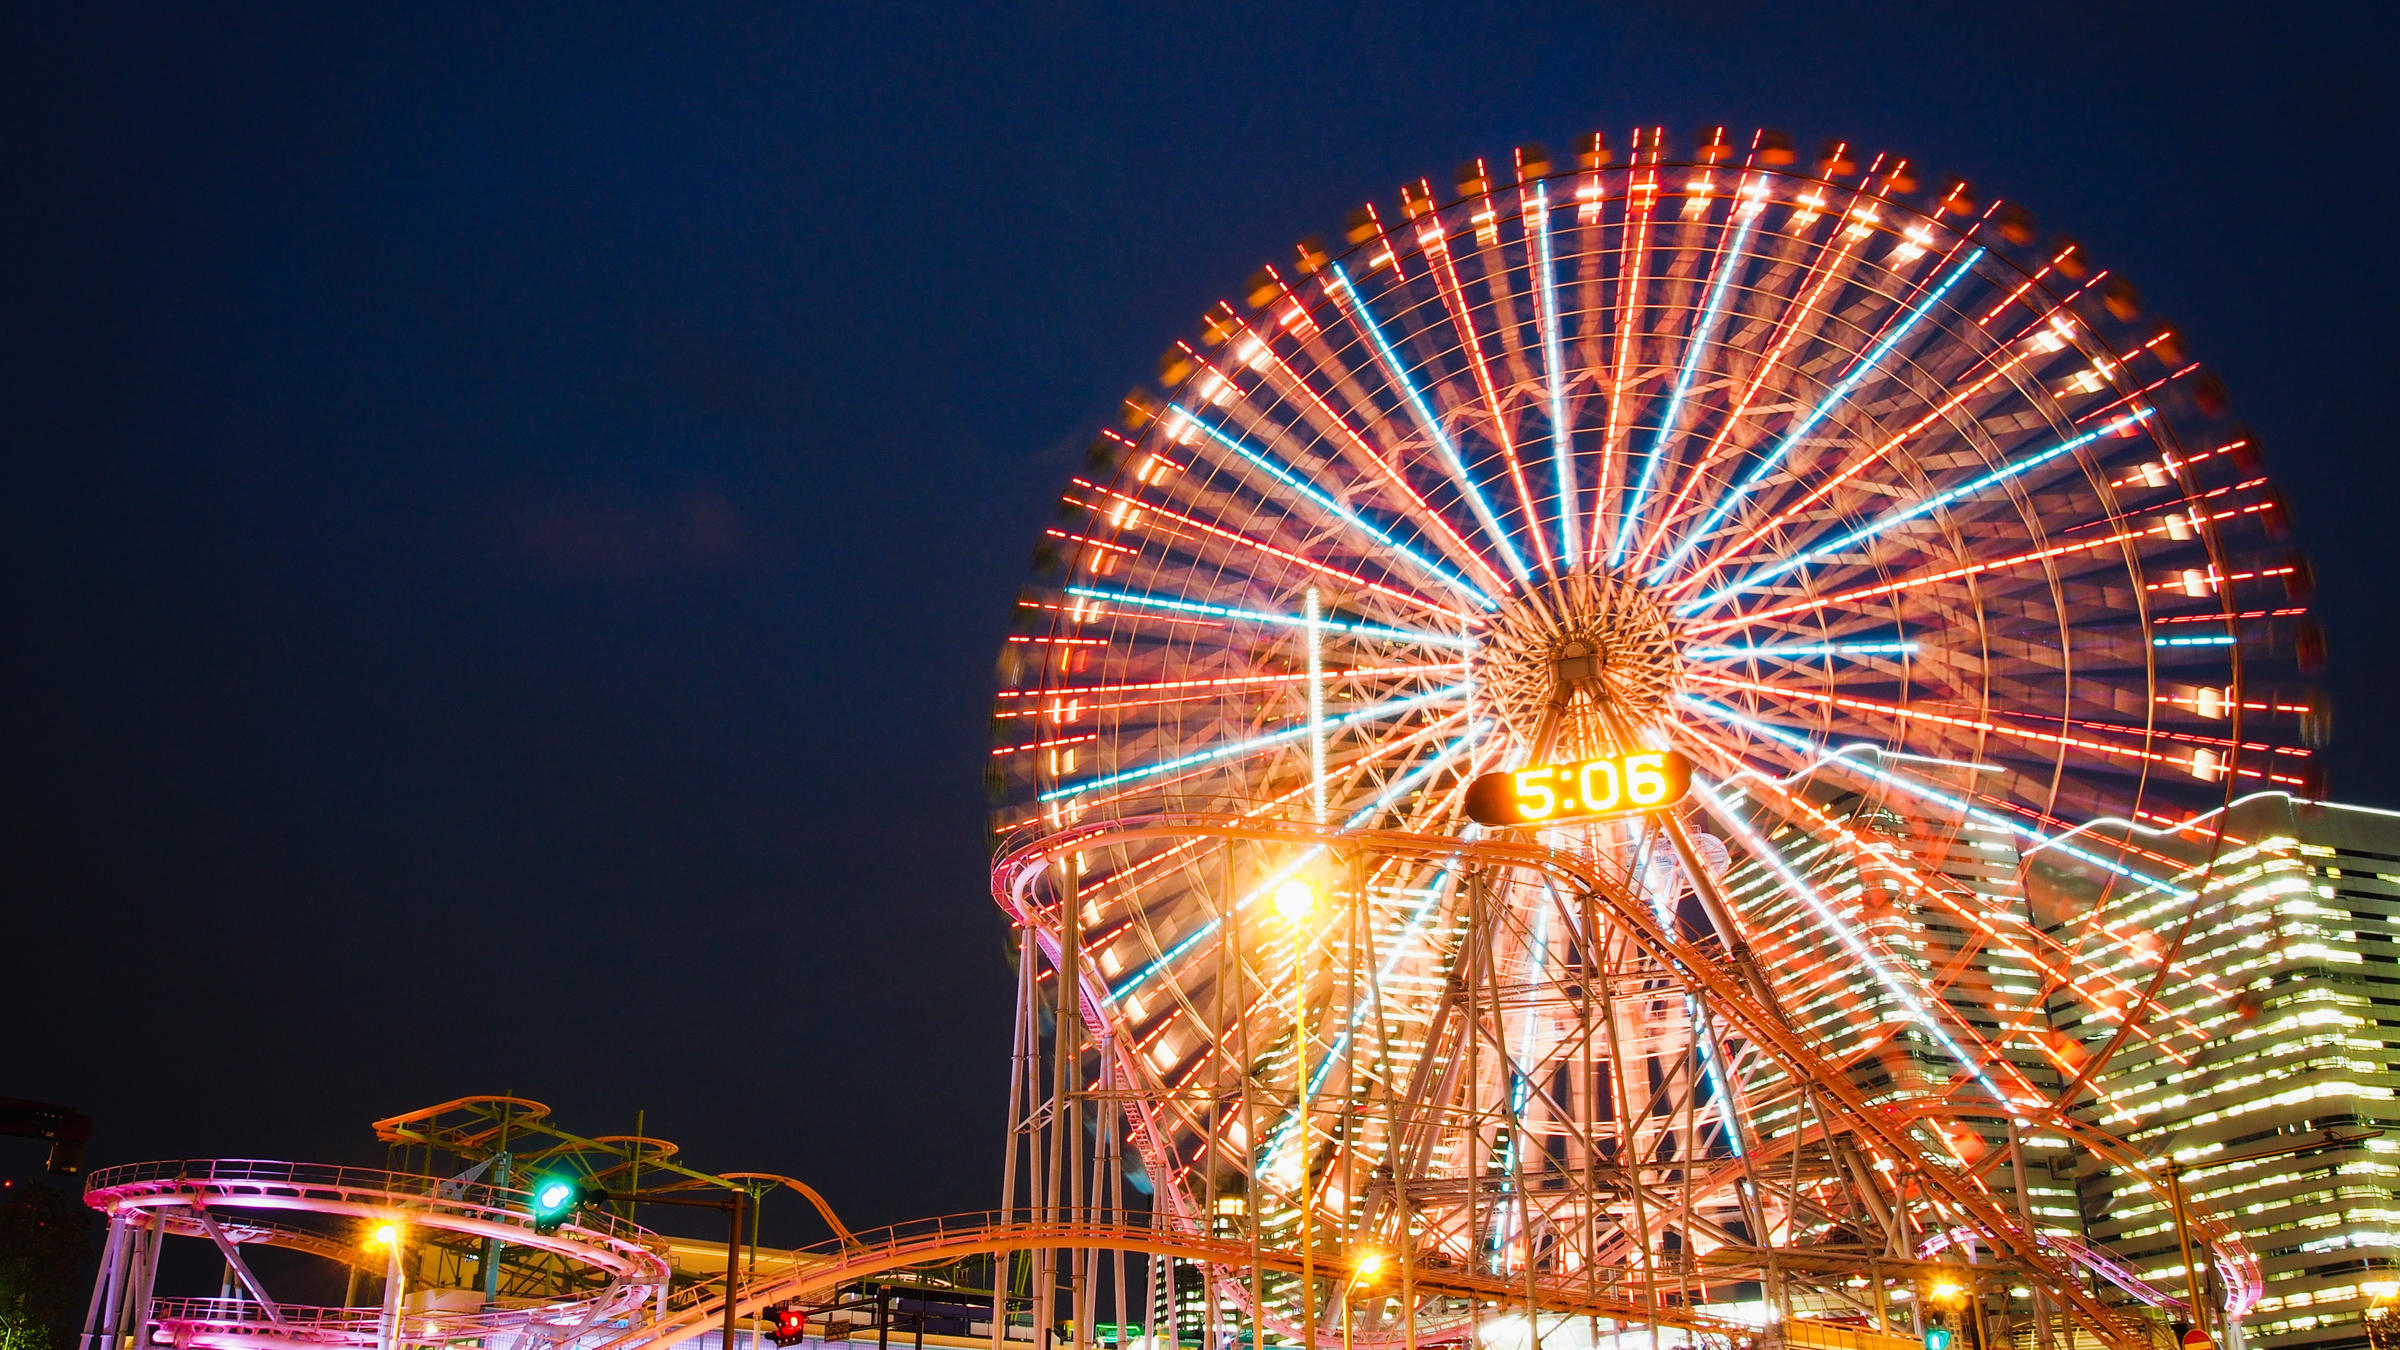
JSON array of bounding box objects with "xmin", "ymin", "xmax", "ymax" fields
[{"xmin": 988, "ymin": 128, "xmax": 2322, "ymax": 1349}]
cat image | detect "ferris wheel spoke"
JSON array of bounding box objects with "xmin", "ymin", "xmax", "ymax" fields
[
  {"xmin": 1323, "ymin": 262, "xmax": 1534, "ymax": 585},
  {"xmin": 1414, "ymin": 209, "xmax": 1554, "ymax": 575},
  {"xmin": 1522, "ymin": 182, "xmax": 1582, "ymax": 567},
  {"xmin": 1725, "ymin": 768, "xmax": 2216, "ymax": 1073},
  {"xmin": 1680, "ymin": 693, "xmax": 2198, "ymax": 910},
  {"xmin": 1679, "ymin": 406, "xmax": 2158, "ymax": 618},
  {"xmin": 1587, "ymin": 159, "xmax": 1660, "ymax": 563},
  {"xmin": 1690, "ymin": 774, "xmax": 2035, "ymax": 1110},
  {"xmin": 1610, "ymin": 198, "xmax": 1759, "ymax": 567},
  {"xmin": 1165, "ymin": 401, "xmax": 1499, "ymax": 610},
  {"xmin": 1652, "ymin": 246, "xmax": 1986, "ymax": 584},
  {"xmin": 1036, "ymin": 685, "xmax": 1463, "ymax": 803},
  {"xmin": 1060, "ymin": 585, "xmax": 1472, "ymax": 650},
  {"xmin": 1065, "ymin": 476, "xmax": 1482, "ymax": 624},
  {"xmin": 1664, "ymin": 302, "xmax": 2086, "ymax": 599},
  {"xmin": 1622, "ymin": 203, "xmax": 1861, "ymax": 575},
  {"xmin": 1686, "ymin": 670, "xmax": 2242, "ymax": 779},
  {"xmin": 1200, "ymin": 327, "xmax": 1516, "ymax": 599}
]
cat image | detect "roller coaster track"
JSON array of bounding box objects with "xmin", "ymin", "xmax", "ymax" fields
[
  {"xmin": 587, "ymin": 1211, "xmax": 1784, "ymax": 1350},
  {"xmin": 85, "ymin": 1160, "xmax": 671, "ymax": 1350}
]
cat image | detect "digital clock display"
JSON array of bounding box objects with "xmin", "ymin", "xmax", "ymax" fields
[{"xmin": 1463, "ymin": 749, "xmax": 1692, "ymax": 827}]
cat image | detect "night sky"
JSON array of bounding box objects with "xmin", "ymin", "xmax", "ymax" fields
[{"xmin": 5, "ymin": 3, "xmax": 2394, "ymax": 1247}]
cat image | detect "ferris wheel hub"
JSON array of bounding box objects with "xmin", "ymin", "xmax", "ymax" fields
[{"xmin": 1471, "ymin": 570, "xmax": 1681, "ymax": 759}]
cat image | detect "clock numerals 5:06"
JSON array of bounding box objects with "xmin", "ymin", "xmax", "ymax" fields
[{"xmin": 1463, "ymin": 750, "xmax": 1692, "ymax": 827}]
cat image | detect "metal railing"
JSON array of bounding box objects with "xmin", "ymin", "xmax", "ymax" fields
[{"xmin": 86, "ymin": 1158, "xmax": 662, "ymax": 1250}]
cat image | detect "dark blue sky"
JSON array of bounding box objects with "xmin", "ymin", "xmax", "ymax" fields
[{"xmin": 5, "ymin": 2, "xmax": 2392, "ymax": 1238}]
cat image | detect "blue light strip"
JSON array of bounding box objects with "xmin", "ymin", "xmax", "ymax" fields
[
  {"xmin": 1104, "ymin": 722, "xmax": 1488, "ymax": 1005},
  {"xmin": 1325, "ymin": 263, "xmax": 1533, "ymax": 585},
  {"xmin": 1687, "ymin": 640, "xmax": 1919, "ymax": 661},
  {"xmin": 1688, "ymin": 772, "xmax": 2016, "ymax": 1107},
  {"xmin": 1037, "ymin": 685, "xmax": 1463, "ymax": 802},
  {"xmin": 2155, "ymin": 634, "xmax": 2236, "ymax": 647},
  {"xmin": 1169, "ymin": 404, "xmax": 1498, "ymax": 612},
  {"xmin": 1682, "ymin": 407, "xmax": 2156, "ymax": 615},
  {"xmin": 1679, "ymin": 694, "xmax": 2192, "ymax": 901},
  {"xmin": 1063, "ymin": 586, "xmax": 1472, "ymax": 650},
  {"xmin": 1652, "ymin": 249, "xmax": 1986, "ymax": 581},
  {"xmin": 1611, "ymin": 209, "xmax": 1757, "ymax": 565},
  {"xmin": 1531, "ymin": 185, "xmax": 1578, "ymax": 565}
]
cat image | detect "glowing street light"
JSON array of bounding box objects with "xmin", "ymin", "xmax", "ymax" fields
[{"xmin": 1272, "ymin": 878, "xmax": 1317, "ymax": 923}]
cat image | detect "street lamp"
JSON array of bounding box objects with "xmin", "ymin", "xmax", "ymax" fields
[
  {"xmin": 1923, "ymin": 1271, "xmax": 1975, "ymax": 1350},
  {"xmin": 1341, "ymin": 1252, "xmax": 1386, "ymax": 1350},
  {"xmin": 363, "ymin": 1222, "xmax": 405, "ymax": 1350}
]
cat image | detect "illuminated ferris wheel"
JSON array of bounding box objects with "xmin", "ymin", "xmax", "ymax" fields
[{"xmin": 988, "ymin": 128, "xmax": 2323, "ymax": 1349}]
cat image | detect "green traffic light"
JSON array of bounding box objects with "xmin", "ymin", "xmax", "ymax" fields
[
  {"xmin": 529, "ymin": 1176, "xmax": 584, "ymax": 1233},
  {"xmin": 1924, "ymin": 1329, "xmax": 1952, "ymax": 1350}
]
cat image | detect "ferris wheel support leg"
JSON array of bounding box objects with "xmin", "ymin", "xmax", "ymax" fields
[{"xmin": 81, "ymin": 1211, "xmax": 129, "ymax": 1350}]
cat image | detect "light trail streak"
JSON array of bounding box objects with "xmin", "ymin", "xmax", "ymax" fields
[
  {"xmin": 1038, "ymin": 684, "xmax": 1463, "ymax": 802},
  {"xmin": 1654, "ymin": 249, "xmax": 1986, "ymax": 581},
  {"xmin": 1062, "ymin": 586, "xmax": 1472, "ymax": 649},
  {"xmin": 1621, "ymin": 195, "xmax": 1869, "ymax": 575},
  {"xmin": 1665, "ymin": 336, "xmax": 2046, "ymax": 599},
  {"xmin": 1611, "ymin": 203, "xmax": 1757, "ymax": 565},
  {"xmin": 1415, "ymin": 212, "xmax": 1551, "ymax": 573},
  {"xmin": 1589, "ymin": 163, "xmax": 1656, "ymax": 562},
  {"xmin": 1066, "ymin": 477, "xmax": 1480, "ymax": 623},
  {"xmin": 994, "ymin": 662, "xmax": 1467, "ymax": 703},
  {"xmin": 1168, "ymin": 403, "xmax": 1498, "ymax": 610},
  {"xmin": 1686, "ymin": 476, "xmax": 2277, "ymax": 636},
  {"xmin": 1529, "ymin": 182, "xmax": 1579, "ymax": 564},
  {"xmin": 1209, "ymin": 333, "xmax": 1513, "ymax": 597},
  {"xmin": 1691, "ymin": 670, "xmax": 2206, "ymax": 772},
  {"xmin": 1689, "ymin": 774, "xmax": 2018, "ymax": 1107},
  {"xmin": 1323, "ymin": 262, "xmax": 1533, "ymax": 584},
  {"xmin": 1679, "ymin": 694, "xmax": 2194, "ymax": 901},
  {"xmin": 1681, "ymin": 407, "xmax": 2155, "ymax": 615},
  {"xmin": 1685, "ymin": 640, "xmax": 1918, "ymax": 660}
]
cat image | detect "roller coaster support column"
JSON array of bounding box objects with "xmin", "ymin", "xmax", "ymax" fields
[{"xmin": 79, "ymin": 1212, "xmax": 129, "ymax": 1350}]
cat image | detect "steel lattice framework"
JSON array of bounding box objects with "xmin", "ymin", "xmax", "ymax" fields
[{"xmin": 987, "ymin": 127, "xmax": 2325, "ymax": 1350}]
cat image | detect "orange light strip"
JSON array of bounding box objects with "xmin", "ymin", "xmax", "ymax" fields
[
  {"xmin": 1417, "ymin": 216, "xmax": 1553, "ymax": 573},
  {"xmin": 1065, "ymin": 477, "xmax": 1478, "ymax": 623},
  {"xmin": 1665, "ymin": 267, "xmax": 2114, "ymax": 598},
  {"xmin": 1688, "ymin": 672, "xmax": 2308, "ymax": 787},
  {"xmin": 1686, "ymin": 486, "xmax": 2278, "ymax": 637},
  {"xmin": 1203, "ymin": 331, "xmax": 1510, "ymax": 597}
]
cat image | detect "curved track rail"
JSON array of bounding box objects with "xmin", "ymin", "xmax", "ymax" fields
[
  {"xmin": 585, "ymin": 1211, "xmax": 1780, "ymax": 1350},
  {"xmin": 84, "ymin": 1160, "xmax": 671, "ymax": 1350}
]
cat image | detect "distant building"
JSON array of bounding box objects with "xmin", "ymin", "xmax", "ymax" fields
[{"xmin": 2054, "ymin": 795, "xmax": 2400, "ymax": 1350}]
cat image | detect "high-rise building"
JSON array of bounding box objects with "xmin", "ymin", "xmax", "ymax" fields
[{"xmin": 2054, "ymin": 794, "xmax": 2400, "ymax": 1350}]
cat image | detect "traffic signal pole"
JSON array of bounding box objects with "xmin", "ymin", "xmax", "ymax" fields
[{"xmin": 589, "ymin": 1187, "xmax": 749, "ymax": 1350}]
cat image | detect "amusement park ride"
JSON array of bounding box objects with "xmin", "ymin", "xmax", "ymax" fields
[{"xmin": 83, "ymin": 126, "xmax": 2330, "ymax": 1350}]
